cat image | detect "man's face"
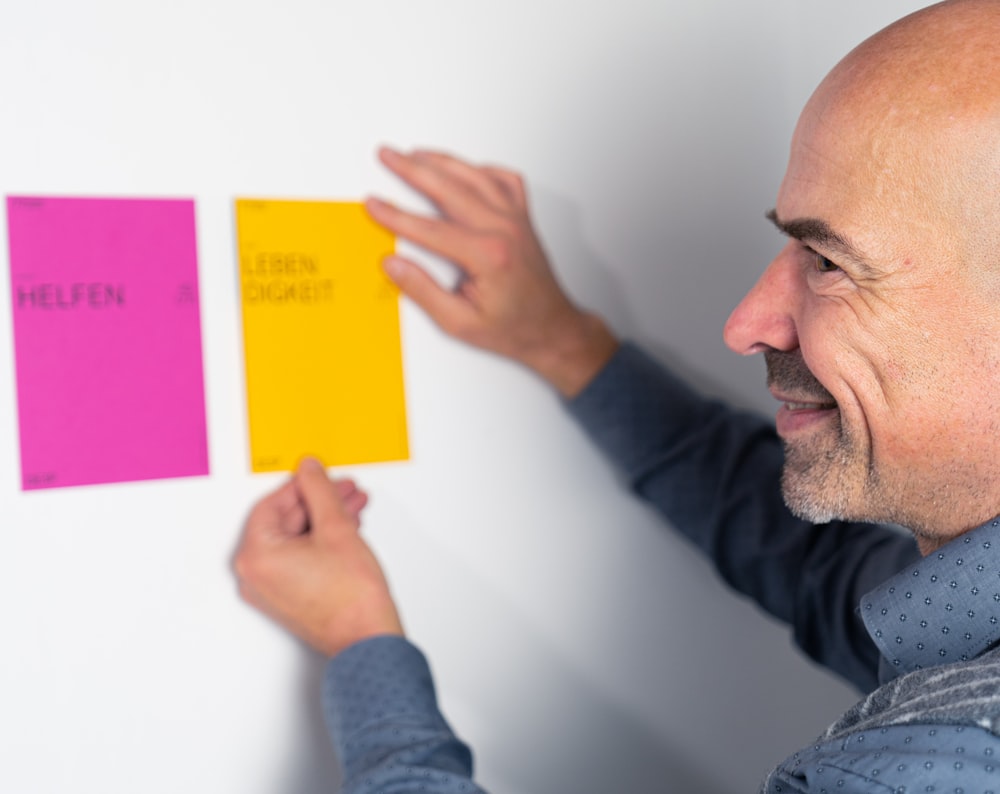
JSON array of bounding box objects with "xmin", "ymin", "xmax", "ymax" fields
[{"xmin": 723, "ymin": 80, "xmax": 1000, "ymax": 549}]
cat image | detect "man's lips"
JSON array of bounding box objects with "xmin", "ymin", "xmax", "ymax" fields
[
  {"xmin": 771, "ymin": 391, "xmax": 838, "ymax": 435},
  {"xmin": 781, "ymin": 399, "xmax": 838, "ymax": 411},
  {"xmin": 770, "ymin": 389, "xmax": 837, "ymax": 410}
]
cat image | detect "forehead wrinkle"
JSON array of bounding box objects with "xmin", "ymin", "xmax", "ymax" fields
[{"xmin": 766, "ymin": 209, "xmax": 880, "ymax": 278}]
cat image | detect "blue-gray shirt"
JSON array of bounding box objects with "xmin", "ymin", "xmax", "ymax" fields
[{"xmin": 323, "ymin": 343, "xmax": 1000, "ymax": 792}]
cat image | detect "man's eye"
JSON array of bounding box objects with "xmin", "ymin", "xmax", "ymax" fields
[{"xmin": 815, "ymin": 254, "xmax": 840, "ymax": 273}]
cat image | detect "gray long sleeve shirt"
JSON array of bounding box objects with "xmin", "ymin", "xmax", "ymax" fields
[{"xmin": 323, "ymin": 343, "xmax": 1000, "ymax": 792}]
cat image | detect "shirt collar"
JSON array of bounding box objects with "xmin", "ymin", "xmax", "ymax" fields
[{"xmin": 861, "ymin": 517, "xmax": 1000, "ymax": 683}]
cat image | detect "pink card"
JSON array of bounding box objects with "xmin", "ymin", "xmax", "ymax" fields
[{"xmin": 7, "ymin": 197, "xmax": 209, "ymax": 490}]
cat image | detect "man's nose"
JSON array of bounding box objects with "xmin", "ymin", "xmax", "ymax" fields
[{"xmin": 723, "ymin": 241, "xmax": 801, "ymax": 355}]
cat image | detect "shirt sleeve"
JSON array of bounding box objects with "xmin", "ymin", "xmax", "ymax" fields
[
  {"xmin": 323, "ymin": 635, "xmax": 486, "ymax": 793},
  {"xmin": 565, "ymin": 342, "xmax": 921, "ymax": 692}
]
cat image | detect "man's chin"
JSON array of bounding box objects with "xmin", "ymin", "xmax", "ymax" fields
[
  {"xmin": 779, "ymin": 438, "xmax": 854, "ymax": 524},
  {"xmin": 780, "ymin": 480, "xmax": 845, "ymax": 524}
]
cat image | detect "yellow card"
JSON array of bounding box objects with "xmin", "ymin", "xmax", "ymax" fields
[{"xmin": 235, "ymin": 199, "xmax": 408, "ymax": 472}]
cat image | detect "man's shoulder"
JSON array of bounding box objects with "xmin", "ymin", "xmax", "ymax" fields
[
  {"xmin": 828, "ymin": 645, "xmax": 1000, "ymax": 741},
  {"xmin": 763, "ymin": 649, "xmax": 1000, "ymax": 792},
  {"xmin": 763, "ymin": 720, "xmax": 1000, "ymax": 794}
]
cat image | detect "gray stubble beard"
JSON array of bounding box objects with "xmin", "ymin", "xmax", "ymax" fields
[{"xmin": 779, "ymin": 412, "xmax": 861, "ymax": 525}]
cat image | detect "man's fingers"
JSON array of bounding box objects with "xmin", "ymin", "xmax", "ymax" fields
[
  {"xmin": 294, "ymin": 457, "xmax": 355, "ymax": 534},
  {"xmin": 334, "ymin": 479, "xmax": 369, "ymax": 522},
  {"xmin": 382, "ymin": 254, "xmax": 479, "ymax": 338},
  {"xmin": 341, "ymin": 488, "xmax": 369, "ymax": 522},
  {"xmin": 333, "ymin": 478, "xmax": 359, "ymax": 500},
  {"xmin": 234, "ymin": 483, "xmax": 304, "ymax": 600},
  {"xmin": 481, "ymin": 165, "xmax": 529, "ymax": 210},
  {"xmin": 242, "ymin": 480, "xmax": 299, "ymax": 540},
  {"xmin": 407, "ymin": 149, "xmax": 518, "ymax": 213},
  {"xmin": 278, "ymin": 501, "xmax": 308, "ymax": 537},
  {"xmin": 366, "ymin": 197, "xmax": 505, "ymax": 282},
  {"xmin": 257, "ymin": 478, "xmax": 298, "ymax": 513},
  {"xmin": 377, "ymin": 147, "xmax": 514, "ymax": 229}
]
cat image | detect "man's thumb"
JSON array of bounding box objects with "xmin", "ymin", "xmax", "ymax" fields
[{"xmin": 295, "ymin": 457, "xmax": 354, "ymax": 536}]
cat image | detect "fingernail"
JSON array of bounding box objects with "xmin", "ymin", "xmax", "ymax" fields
[
  {"xmin": 383, "ymin": 256, "xmax": 406, "ymax": 279},
  {"xmin": 300, "ymin": 456, "xmax": 324, "ymax": 473}
]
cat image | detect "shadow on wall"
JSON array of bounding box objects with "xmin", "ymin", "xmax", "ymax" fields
[
  {"xmin": 530, "ymin": 0, "xmax": 792, "ymax": 417},
  {"xmin": 530, "ymin": 183, "xmax": 770, "ymax": 414},
  {"xmin": 285, "ymin": 638, "xmax": 717, "ymax": 794},
  {"xmin": 531, "ymin": 185, "xmax": 637, "ymax": 340},
  {"xmin": 289, "ymin": 652, "xmax": 344, "ymax": 794},
  {"xmin": 471, "ymin": 634, "xmax": 720, "ymax": 794}
]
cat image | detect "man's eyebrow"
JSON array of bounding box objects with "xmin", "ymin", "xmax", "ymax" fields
[
  {"xmin": 766, "ymin": 209, "xmax": 864, "ymax": 259},
  {"xmin": 766, "ymin": 209, "xmax": 883, "ymax": 278}
]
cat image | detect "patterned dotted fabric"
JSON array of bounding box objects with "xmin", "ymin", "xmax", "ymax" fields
[
  {"xmin": 861, "ymin": 520, "xmax": 1000, "ymax": 676},
  {"xmin": 323, "ymin": 635, "xmax": 484, "ymax": 793},
  {"xmin": 764, "ymin": 518, "xmax": 1000, "ymax": 792},
  {"xmin": 768, "ymin": 723, "xmax": 1000, "ymax": 793}
]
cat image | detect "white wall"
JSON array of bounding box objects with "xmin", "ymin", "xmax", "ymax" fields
[{"xmin": 0, "ymin": 2, "xmax": 931, "ymax": 792}]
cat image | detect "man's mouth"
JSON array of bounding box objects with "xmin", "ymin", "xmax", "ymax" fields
[
  {"xmin": 784, "ymin": 400, "xmax": 837, "ymax": 412},
  {"xmin": 765, "ymin": 350, "xmax": 837, "ymax": 418},
  {"xmin": 774, "ymin": 396, "xmax": 839, "ymax": 436}
]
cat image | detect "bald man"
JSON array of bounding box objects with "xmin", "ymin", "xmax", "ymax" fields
[{"xmin": 234, "ymin": 1, "xmax": 1000, "ymax": 791}]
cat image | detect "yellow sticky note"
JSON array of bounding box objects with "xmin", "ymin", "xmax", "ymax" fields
[{"xmin": 236, "ymin": 199, "xmax": 408, "ymax": 472}]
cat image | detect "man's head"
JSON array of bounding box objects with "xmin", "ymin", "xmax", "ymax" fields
[{"xmin": 723, "ymin": 0, "xmax": 1000, "ymax": 551}]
